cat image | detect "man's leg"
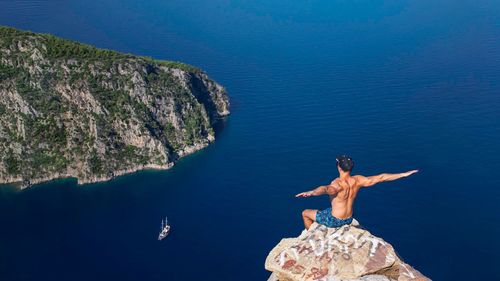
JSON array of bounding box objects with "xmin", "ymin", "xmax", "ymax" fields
[{"xmin": 301, "ymin": 209, "xmax": 318, "ymax": 230}]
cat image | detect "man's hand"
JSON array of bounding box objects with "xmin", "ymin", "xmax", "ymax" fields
[
  {"xmin": 295, "ymin": 191, "xmax": 313, "ymax": 198},
  {"xmin": 402, "ymin": 170, "xmax": 419, "ymax": 177}
]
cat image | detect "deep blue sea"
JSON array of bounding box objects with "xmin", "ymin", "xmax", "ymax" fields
[{"xmin": 1, "ymin": 1, "xmax": 499, "ymax": 280}]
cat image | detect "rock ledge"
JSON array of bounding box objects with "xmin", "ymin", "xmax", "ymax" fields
[{"xmin": 265, "ymin": 221, "xmax": 430, "ymax": 281}]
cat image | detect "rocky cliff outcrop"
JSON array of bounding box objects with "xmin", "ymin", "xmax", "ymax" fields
[
  {"xmin": 0, "ymin": 26, "xmax": 229, "ymax": 187},
  {"xmin": 265, "ymin": 221, "xmax": 430, "ymax": 281}
]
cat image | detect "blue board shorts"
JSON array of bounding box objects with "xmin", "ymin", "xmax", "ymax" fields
[{"xmin": 315, "ymin": 207, "xmax": 353, "ymax": 228}]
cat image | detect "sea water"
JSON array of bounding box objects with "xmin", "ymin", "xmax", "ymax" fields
[{"xmin": 1, "ymin": 1, "xmax": 499, "ymax": 280}]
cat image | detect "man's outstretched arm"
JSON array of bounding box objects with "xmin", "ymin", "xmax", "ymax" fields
[
  {"xmin": 356, "ymin": 170, "xmax": 418, "ymax": 187},
  {"xmin": 295, "ymin": 185, "xmax": 330, "ymax": 198}
]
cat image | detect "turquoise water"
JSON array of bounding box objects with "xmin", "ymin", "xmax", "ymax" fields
[{"xmin": 1, "ymin": 1, "xmax": 500, "ymax": 280}]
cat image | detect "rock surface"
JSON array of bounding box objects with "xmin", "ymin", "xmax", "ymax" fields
[
  {"xmin": 265, "ymin": 221, "xmax": 430, "ymax": 281},
  {"xmin": 0, "ymin": 26, "xmax": 229, "ymax": 187}
]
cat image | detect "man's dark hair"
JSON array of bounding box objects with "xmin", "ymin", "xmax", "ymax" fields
[{"xmin": 336, "ymin": 155, "xmax": 354, "ymax": 172}]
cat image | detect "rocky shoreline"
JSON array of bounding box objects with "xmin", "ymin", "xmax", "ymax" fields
[
  {"xmin": 0, "ymin": 138, "xmax": 215, "ymax": 188},
  {"xmin": 0, "ymin": 26, "xmax": 230, "ymax": 188}
]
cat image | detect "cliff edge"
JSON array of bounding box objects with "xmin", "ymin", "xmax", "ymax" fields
[
  {"xmin": 0, "ymin": 26, "xmax": 229, "ymax": 187},
  {"xmin": 265, "ymin": 221, "xmax": 430, "ymax": 281}
]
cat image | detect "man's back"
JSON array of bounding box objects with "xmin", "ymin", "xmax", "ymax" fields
[{"xmin": 328, "ymin": 176, "xmax": 362, "ymax": 219}]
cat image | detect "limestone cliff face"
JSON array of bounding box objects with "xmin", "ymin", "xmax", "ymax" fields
[
  {"xmin": 0, "ymin": 26, "xmax": 229, "ymax": 187},
  {"xmin": 265, "ymin": 221, "xmax": 430, "ymax": 281}
]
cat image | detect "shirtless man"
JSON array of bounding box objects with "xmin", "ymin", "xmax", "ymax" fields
[{"xmin": 296, "ymin": 155, "xmax": 418, "ymax": 229}]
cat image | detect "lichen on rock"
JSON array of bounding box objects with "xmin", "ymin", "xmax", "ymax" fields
[{"xmin": 265, "ymin": 221, "xmax": 430, "ymax": 281}]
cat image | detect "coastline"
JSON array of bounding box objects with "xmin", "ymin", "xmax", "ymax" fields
[
  {"xmin": 0, "ymin": 139, "xmax": 213, "ymax": 189},
  {"xmin": 0, "ymin": 26, "xmax": 230, "ymax": 190}
]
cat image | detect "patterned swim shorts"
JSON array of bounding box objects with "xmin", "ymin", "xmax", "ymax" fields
[{"xmin": 315, "ymin": 207, "xmax": 353, "ymax": 228}]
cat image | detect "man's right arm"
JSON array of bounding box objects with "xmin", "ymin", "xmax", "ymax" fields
[
  {"xmin": 295, "ymin": 185, "xmax": 328, "ymax": 198},
  {"xmin": 355, "ymin": 170, "xmax": 418, "ymax": 187}
]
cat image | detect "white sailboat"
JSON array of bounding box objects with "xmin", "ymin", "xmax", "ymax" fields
[{"xmin": 158, "ymin": 217, "xmax": 170, "ymax": 240}]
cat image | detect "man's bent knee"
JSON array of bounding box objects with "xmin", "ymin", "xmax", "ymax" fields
[
  {"xmin": 302, "ymin": 209, "xmax": 310, "ymax": 217},
  {"xmin": 302, "ymin": 209, "xmax": 317, "ymax": 220}
]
